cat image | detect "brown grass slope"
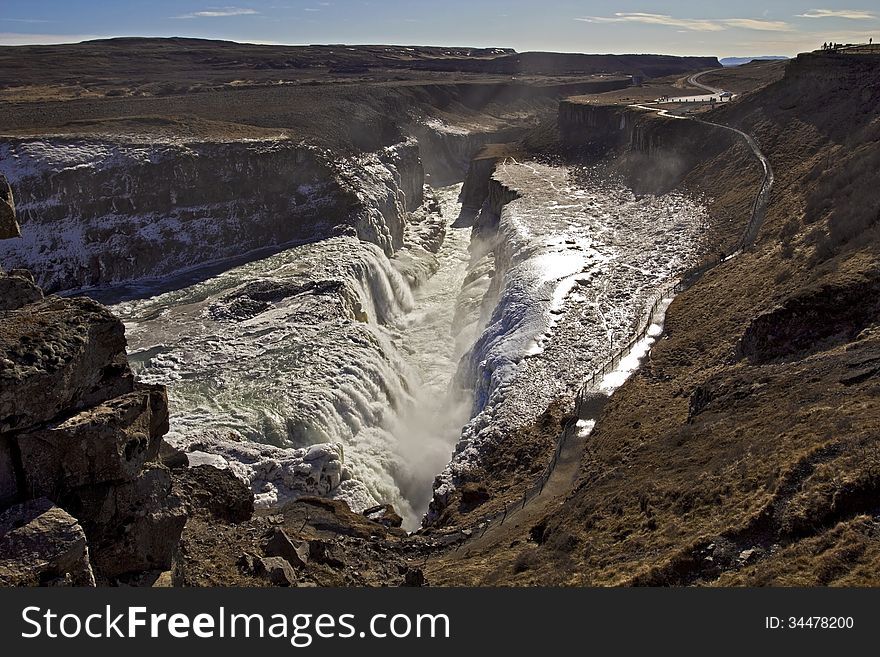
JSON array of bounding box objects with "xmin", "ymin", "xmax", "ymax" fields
[
  {"xmin": 461, "ymin": 51, "xmax": 880, "ymax": 586},
  {"xmin": 0, "ymin": 38, "xmax": 716, "ymax": 93}
]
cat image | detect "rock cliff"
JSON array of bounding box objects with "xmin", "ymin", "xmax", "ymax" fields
[
  {"xmin": 0, "ymin": 137, "xmax": 424, "ymax": 293},
  {"xmin": 0, "ymin": 281, "xmax": 192, "ymax": 583},
  {"xmin": 0, "ymin": 174, "xmax": 17, "ymax": 239},
  {"xmin": 0, "ymin": 192, "xmax": 228, "ymax": 584}
]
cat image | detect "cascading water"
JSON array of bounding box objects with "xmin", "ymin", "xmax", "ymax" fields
[
  {"xmin": 38, "ymin": 132, "xmax": 710, "ymax": 532},
  {"xmin": 374, "ymin": 185, "xmax": 475, "ymax": 518},
  {"xmin": 108, "ymin": 184, "xmax": 474, "ymax": 529}
]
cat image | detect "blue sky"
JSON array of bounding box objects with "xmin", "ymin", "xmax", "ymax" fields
[{"xmin": 0, "ymin": 1, "xmax": 877, "ymax": 57}]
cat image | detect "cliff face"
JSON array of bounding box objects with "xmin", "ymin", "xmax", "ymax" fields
[
  {"xmin": 0, "ymin": 137, "xmax": 424, "ymax": 293},
  {"xmin": 557, "ymin": 102, "xmax": 632, "ymax": 153},
  {"xmin": 394, "ymin": 52, "xmax": 719, "ymax": 77},
  {"xmin": 558, "ymin": 101, "xmax": 737, "ymax": 175},
  {"xmin": 0, "ymin": 275, "xmax": 188, "ymax": 584},
  {"xmin": 785, "ymin": 50, "xmax": 880, "ymax": 86},
  {"xmin": 458, "ymin": 144, "xmax": 523, "ymax": 210},
  {"xmin": 0, "ymin": 174, "xmax": 17, "ymax": 239},
  {"xmin": 412, "ymin": 123, "xmax": 527, "ymax": 187}
]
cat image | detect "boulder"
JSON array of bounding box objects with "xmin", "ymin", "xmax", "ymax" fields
[
  {"xmin": 0, "ymin": 498, "xmax": 95, "ymax": 586},
  {"xmin": 0, "ymin": 296, "xmax": 134, "ymax": 433},
  {"xmin": 159, "ymin": 441, "xmax": 187, "ymax": 468},
  {"xmin": 236, "ymin": 552, "xmax": 298, "ymax": 586},
  {"xmin": 262, "ymin": 527, "xmax": 309, "ymax": 568},
  {"xmin": 16, "ymin": 384, "xmax": 168, "ymax": 497},
  {"xmin": 0, "ymin": 270, "xmax": 43, "ymax": 311},
  {"xmin": 257, "ymin": 556, "xmax": 297, "ymax": 587},
  {"xmin": 65, "ymin": 464, "xmax": 186, "ymax": 580},
  {"xmin": 307, "ymin": 538, "xmax": 345, "ymax": 569},
  {"xmin": 403, "ymin": 567, "xmax": 426, "ymax": 587},
  {"xmin": 236, "ymin": 551, "xmax": 262, "ymax": 575},
  {"xmin": 172, "ymin": 463, "xmax": 254, "ymax": 524},
  {"xmin": 280, "ymin": 496, "xmax": 402, "ymax": 539},
  {"xmin": 0, "ymin": 173, "xmax": 18, "ymax": 239},
  {"xmin": 738, "ymin": 548, "xmax": 761, "ymax": 565},
  {"xmin": 362, "ymin": 503, "xmax": 404, "ymax": 528}
]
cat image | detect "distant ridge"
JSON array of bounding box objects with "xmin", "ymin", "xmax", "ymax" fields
[
  {"xmin": 720, "ymin": 56, "xmax": 789, "ymax": 67},
  {"xmin": 0, "ymin": 37, "xmax": 719, "ymax": 84}
]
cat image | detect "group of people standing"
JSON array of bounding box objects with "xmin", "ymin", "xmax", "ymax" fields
[{"xmin": 822, "ymin": 38, "xmax": 873, "ymax": 51}]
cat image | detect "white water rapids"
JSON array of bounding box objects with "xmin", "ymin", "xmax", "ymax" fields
[
  {"xmin": 109, "ymin": 185, "xmax": 473, "ymax": 529},
  {"xmin": 102, "ymin": 161, "xmax": 707, "ymax": 530}
]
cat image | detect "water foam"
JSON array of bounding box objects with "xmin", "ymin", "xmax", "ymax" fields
[{"xmin": 112, "ymin": 186, "xmax": 473, "ymax": 529}]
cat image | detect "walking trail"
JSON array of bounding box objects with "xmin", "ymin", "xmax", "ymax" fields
[{"xmin": 425, "ymin": 69, "xmax": 774, "ymax": 580}]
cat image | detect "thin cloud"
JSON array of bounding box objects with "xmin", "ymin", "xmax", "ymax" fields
[
  {"xmin": 0, "ymin": 18, "xmax": 51, "ymax": 24},
  {"xmin": 575, "ymin": 13, "xmax": 724, "ymax": 32},
  {"xmin": 797, "ymin": 9, "xmax": 877, "ymax": 20},
  {"xmin": 174, "ymin": 7, "xmax": 259, "ymax": 19},
  {"xmin": 575, "ymin": 12, "xmax": 793, "ymax": 32},
  {"xmin": 723, "ymin": 19, "xmax": 793, "ymax": 32}
]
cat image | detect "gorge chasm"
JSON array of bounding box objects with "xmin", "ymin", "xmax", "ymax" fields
[
  {"xmin": 4, "ymin": 46, "xmax": 877, "ymax": 586},
  {"xmin": 0, "ymin": 67, "xmax": 744, "ymax": 584}
]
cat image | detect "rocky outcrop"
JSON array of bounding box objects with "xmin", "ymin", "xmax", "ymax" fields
[
  {"xmin": 738, "ymin": 274, "xmax": 880, "ymax": 364},
  {"xmin": 558, "ymin": 101, "xmax": 742, "ymax": 195},
  {"xmin": 67, "ymin": 463, "xmax": 186, "ymax": 579},
  {"xmin": 1, "ymin": 185, "xmax": 194, "ymax": 583},
  {"xmin": 172, "ymin": 464, "xmax": 255, "ymax": 524},
  {"xmin": 0, "ymin": 137, "xmax": 425, "ymax": 293},
  {"xmin": 0, "ymin": 296, "xmax": 134, "ymax": 433},
  {"xmin": 557, "ymin": 102, "xmax": 633, "ymax": 156},
  {"xmin": 15, "ymin": 384, "xmax": 168, "ymax": 497},
  {"xmin": 559, "ymin": 101, "xmax": 734, "ymax": 161},
  {"xmin": 0, "ymin": 498, "xmax": 95, "ymax": 586},
  {"xmin": 0, "ymin": 174, "xmax": 18, "ymax": 239},
  {"xmin": 363, "ymin": 503, "xmax": 404, "ymax": 529},
  {"xmin": 339, "ymin": 140, "xmax": 424, "ymax": 256},
  {"xmin": 411, "ymin": 122, "xmax": 526, "ymax": 186},
  {"xmin": 0, "ymin": 268, "xmax": 42, "ymax": 311},
  {"xmin": 460, "ymin": 145, "xmax": 521, "ymax": 210}
]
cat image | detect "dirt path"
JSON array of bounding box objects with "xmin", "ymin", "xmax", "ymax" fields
[
  {"xmin": 425, "ymin": 395, "xmax": 606, "ymax": 584},
  {"xmin": 634, "ymin": 68, "xmax": 775, "ymax": 252},
  {"xmin": 687, "ymin": 69, "xmax": 725, "ymax": 94},
  {"xmin": 426, "ymin": 73, "xmax": 774, "ymax": 582}
]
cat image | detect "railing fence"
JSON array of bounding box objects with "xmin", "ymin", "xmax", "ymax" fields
[{"xmin": 446, "ymin": 112, "xmax": 774, "ymax": 551}]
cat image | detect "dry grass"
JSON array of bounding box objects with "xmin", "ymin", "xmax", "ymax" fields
[
  {"xmin": 426, "ymin": 399, "xmax": 569, "ymax": 530},
  {"xmin": 435, "ymin": 53, "xmax": 880, "ymax": 586}
]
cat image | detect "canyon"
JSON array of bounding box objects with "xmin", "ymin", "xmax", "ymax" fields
[{"xmin": 1, "ymin": 40, "xmax": 878, "ymax": 586}]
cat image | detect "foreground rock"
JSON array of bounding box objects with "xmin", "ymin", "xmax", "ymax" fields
[
  {"xmin": 171, "ymin": 463, "xmax": 255, "ymax": 524},
  {"xmin": 0, "ymin": 268, "xmax": 42, "ymax": 311},
  {"xmin": 0, "ymin": 296, "xmax": 134, "ymax": 434},
  {"xmin": 1, "ymin": 192, "xmax": 192, "ymax": 584},
  {"xmin": 173, "ymin": 497, "xmax": 437, "ymax": 587},
  {"xmin": 0, "ymin": 499, "xmax": 95, "ymax": 586},
  {"xmin": 16, "ymin": 385, "xmax": 168, "ymax": 497}
]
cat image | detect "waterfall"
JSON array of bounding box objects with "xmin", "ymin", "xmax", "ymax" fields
[{"xmin": 112, "ymin": 183, "xmax": 473, "ymax": 530}]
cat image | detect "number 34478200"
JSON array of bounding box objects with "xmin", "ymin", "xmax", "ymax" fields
[{"xmin": 765, "ymin": 616, "xmax": 854, "ymax": 629}]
